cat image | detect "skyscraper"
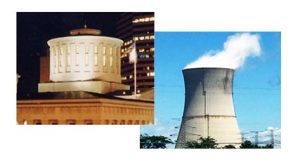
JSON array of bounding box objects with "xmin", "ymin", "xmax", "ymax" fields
[{"xmin": 116, "ymin": 12, "xmax": 154, "ymax": 94}]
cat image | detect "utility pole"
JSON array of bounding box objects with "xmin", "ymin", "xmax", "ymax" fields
[
  {"xmin": 270, "ymin": 129, "xmax": 274, "ymax": 145},
  {"xmin": 255, "ymin": 131, "xmax": 259, "ymax": 145}
]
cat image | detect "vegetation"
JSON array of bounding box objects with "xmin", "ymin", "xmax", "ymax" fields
[
  {"xmin": 240, "ymin": 140, "xmax": 273, "ymax": 149},
  {"xmin": 223, "ymin": 145, "xmax": 236, "ymax": 149},
  {"xmin": 140, "ymin": 134, "xmax": 174, "ymax": 149},
  {"xmin": 185, "ymin": 136, "xmax": 218, "ymax": 149}
]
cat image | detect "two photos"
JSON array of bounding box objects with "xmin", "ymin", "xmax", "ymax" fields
[{"xmin": 16, "ymin": 12, "xmax": 280, "ymax": 149}]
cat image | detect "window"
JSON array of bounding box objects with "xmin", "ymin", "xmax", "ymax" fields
[
  {"xmin": 33, "ymin": 119, "xmax": 42, "ymax": 125},
  {"xmin": 75, "ymin": 45, "xmax": 80, "ymax": 66},
  {"xmin": 67, "ymin": 46, "xmax": 71, "ymax": 67},
  {"xmin": 109, "ymin": 47, "xmax": 113, "ymax": 67},
  {"xmin": 94, "ymin": 54, "xmax": 98, "ymax": 66},
  {"xmin": 150, "ymin": 71, "xmax": 155, "ymax": 76},
  {"xmin": 150, "ymin": 35, "xmax": 155, "ymax": 40},
  {"xmin": 85, "ymin": 52, "xmax": 89, "ymax": 66},
  {"xmin": 139, "ymin": 48, "xmax": 145, "ymax": 53},
  {"xmin": 59, "ymin": 47, "xmax": 62, "ymax": 67},
  {"xmin": 103, "ymin": 55, "xmax": 106, "ymax": 66},
  {"xmin": 132, "ymin": 16, "xmax": 154, "ymax": 24},
  {"xmin": 60, "ymin": 47, "xmax": 64, "ymax": 54},
  {"xmin": 76, "ymin": 45, "xmax": 80, "ymax": 53},
  {"xmin": 66, "ymin": 119, "xmax": 76, "ymax": 125},
  {"xmin": 84, "ymin": 120, "xmax": 93, "ymax": 125},
  {"xmin": 49, "ymin": 119, "xmax": 58, "ymax": 125}
]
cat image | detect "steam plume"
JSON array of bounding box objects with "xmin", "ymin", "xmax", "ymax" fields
[{"xmin": 184, "ymin": 33, "xmax": 261, "ymax": 69}]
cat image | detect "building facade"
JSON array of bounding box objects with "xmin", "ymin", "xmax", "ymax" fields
[
  {"xmin": 116, "ymin": 12, "xmax": 154, "ymax": 93},
  {"xmin": 17, "ymin": 93, "xmax": 153, "ymax": 125}
]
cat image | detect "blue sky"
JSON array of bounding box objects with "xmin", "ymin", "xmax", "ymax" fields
[{"xmin": 141, "ymin": 32, "xmax": 281, "ymax": 139}]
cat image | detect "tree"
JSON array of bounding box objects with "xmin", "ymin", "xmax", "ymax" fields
[
  {"xmin": 240, "ymin": 140, "xmax": 273, "ymax": 149},
  {"xmin": 185, "ymin": 136, "xmax": 218, "ymax": 149},
  {"xmin": 140, "ymin": 134, "xmax": 174, "ymax": 149},
  {"xmin": 240, "ymin": 140, "xmax": 255, "ymax": 148},
  {"xmin": 223, "ymin": 145, "xmax": 236, "ymax": 149},
  {"xmin": 262, "ymin": 144, "xmax": 274, "ymax": 149}
]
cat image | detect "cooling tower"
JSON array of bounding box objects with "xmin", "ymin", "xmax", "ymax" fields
[{"xmin": 176, "ymin": 68, "xmax": 241, "ymax": 148}]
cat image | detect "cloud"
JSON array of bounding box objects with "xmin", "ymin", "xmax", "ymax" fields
[{"xmin": 184, "ymin": 33, "xmax": 261, "ymax": 69}]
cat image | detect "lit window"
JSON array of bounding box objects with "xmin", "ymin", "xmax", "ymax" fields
[
  {"xmin": 134, "ymin": 37, "xmax": 138, "ymax": 41},
  {"xmin": 75, "ymin": 45, "xmax": 80, "ymax": 66},
  {"xmin": 145, "ymin": 36, "xmax": 150, "ymax": 40},
  {"xmin": 94, "ymin": 46, "xmax": 98, "ymax": 53},
  {"xmin": 67, "ymin": 53, "xmax": 71, "ymax": 66},
  {"xmin": 109, "ymin": 47, "xmax": 113, "ymax": 67},
  {"xmin": 139, "ymin": 18, "xmax": 144, "ymax": 22},
  {"xmin": 132, "ymin": 19, "xmax": 138, "ymax": 23},
  {"xmin": 85, "ymin": 53, "xmax": 89, "ymax": 66},
  {"xmin": 94, "ymin": 54, "xmax": 98, "ymax": 66},
  {"xmin": 129, "ymin": 75, "xmax": 133, "ymax": 79},
  {"xmin": 147, "ymin": 66, "xmax": 150, "ymax": 70},
  {"xmin": 144, "ymin": 17, "xmax": 150, "ymax": 22},
  {"xmin": 139, "ymin": 36, "xmax": 144, "ymax": 40},
  {"xmin": 110, "ymin": 56, "xmax": 113, "ymax": 67},
  {"xmin": 150, "ymin": 71, "xmax": 155, "ymax": 76},
  {"xmin": 59, "ymin": 47, "xmax": 62, "ymax": 67},
  {"xmin": 150, "ymin": 35, "xmax": 155, "ymax": 40},
  {"xmin": 103, "ymin": 55, "xmax": 106, "ymax": 66},
  {"xmin": 150, "ymin": 17, "xmax": 154, "ymax": 21},
  {"xmin": 150, "ymin": 47, "xmax": 154, "ymax": 52},
  {"xmin": 76, "ymin": 45, "xmax": 80, "ymax": 54},
  {"xmin": 109, "ymin": 47, "xmax": 112, "ymax": 55},
  {"xmin": 139, "ymin": 48, "xmax": 145, "ymax": 53}
]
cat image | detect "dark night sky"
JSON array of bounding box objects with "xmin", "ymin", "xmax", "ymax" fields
[{"xmin": 17, "ymin": 12, "xmax": 121, "ymax": 98}]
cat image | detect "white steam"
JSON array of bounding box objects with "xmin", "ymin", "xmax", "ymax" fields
[{"xmin": 184, "ymin": 33, "xmax": 261, "ymax": 69}]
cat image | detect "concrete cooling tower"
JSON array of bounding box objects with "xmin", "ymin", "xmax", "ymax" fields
[{"xmin": 176, "ymin": 68, "xmax": 242, "ymax": 148}]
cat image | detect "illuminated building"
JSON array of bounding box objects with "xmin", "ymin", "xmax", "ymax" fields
[
  {"xmin": 38, "ymin": 25, "xmax": 127, "ymax": 94},
  {"xmin": 116, "ymin": 12, "xmax": 154, "ymax": 93},
  {"xmin": 17, "ymin": 23, "xmax": 154, "ymax": 125}
]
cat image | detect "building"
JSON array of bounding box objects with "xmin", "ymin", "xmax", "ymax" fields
[
  {"xmin": 116, "ymin": 12, "xmax": 154, "ymax": 94},
  {"xmin": 17, "ymin": 22, "xmax": 154, "ymax": 125},
  {"xmin": 17, "ymin": 91, "xmax": 153, "ymax": 125},
  {"xmin": 176, "ymin": 68, "xmax": 241, "ymax": 148}
]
